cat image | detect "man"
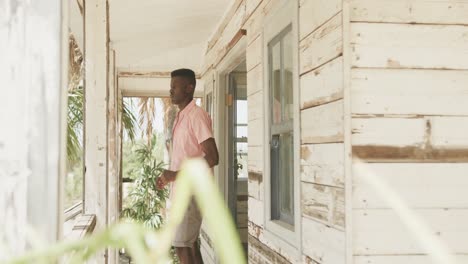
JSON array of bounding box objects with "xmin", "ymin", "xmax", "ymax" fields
[{"xmin": 157, "ymin": 68, "xmax": 219, "ymax": 264}]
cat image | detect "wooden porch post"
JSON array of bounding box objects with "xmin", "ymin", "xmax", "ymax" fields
[
  {"xmin": 0, "ymin": 0, "xmax": 67, "ymax": 256},
  {"xmin": 83, "ymin": 0, "xmax": 110, "ymax": 262},
  {"xmin": 107, "ymin": 48, "xmax": 119, "ymax": 264}
]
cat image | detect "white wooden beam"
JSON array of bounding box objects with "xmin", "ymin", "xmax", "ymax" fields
[
  {"xmin": 119, "ymin": 76, "xmax": 205, "ymax": 98},
  {"xmin": 84, "ymin": 0, "xmax": 109, "ymax": 263},
  {"xmin": 0, "ymin": 0, "xmax": 67, "ymax": 255}
]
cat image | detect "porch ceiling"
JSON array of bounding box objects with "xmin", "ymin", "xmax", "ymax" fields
[{"xmin": 110, "ymin": 0, "xmax": 232, "ymax": 74}]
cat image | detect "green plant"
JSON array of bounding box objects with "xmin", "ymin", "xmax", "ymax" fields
[
  {"xmin": 122, "ymin": 137, "xmax": 169, "ymax": 229},
  {"xmin": 5, "ymin": 159, "xmax": 246, "ymax": 264}
]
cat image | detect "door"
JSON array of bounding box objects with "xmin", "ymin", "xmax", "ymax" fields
[{"xmin": 226, "ymin": 62, "xmax": 248, "ymax": 249}]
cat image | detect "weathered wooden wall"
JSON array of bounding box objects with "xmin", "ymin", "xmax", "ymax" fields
[
  {"xmin": 201, "ymin": 0, "xmax": 347, "ymax": 263},
  {"xmin": 0, "ymin": 0, "xmax": 67, "ymax": 258},
  {"xmin": 348, "ymin": 0, "xmax": 468, "ymax": 263}
]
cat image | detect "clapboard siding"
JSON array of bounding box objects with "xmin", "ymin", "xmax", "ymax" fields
[
  {"xmin": 248, "ymin": 118, "xmax": 264, "ymax": 147},
  {"xmin": 353, "ymin": 209, "xmax": 468, "ymax": 255},
  {"xmin": 352, "ymin": 117, "xmax": 427, "ymax": 147},
  {"xmin": 247, "ymin": 63, "xmax": 263, "ymax": 96},
  {"xmin": 301, "ymin": 100, "xmax": 344, "ymax": 144},
  {"xmin": 353, "ymin": 163, "xmax": 468, "ymax": 209},
  {"xmin": 246, "ymin": 34, "xmax": 262, "ymax": 71},
  {"xmin": 350, "ymin": 0, "xmax": 468, "ymax": 25},
  {"xmin": 351, "ymin": 23, "xmax": 468, "ymax": 70},
  {"xmin": 301, "ymin": 143, "xmax": 345, "ymax": 188},
  {"xmin": 302, "ymin": 182, "xmax": 345, "ymax": 228},
  {"xmin": 431, "ymin": 117, "xmax": 468, "ymax": 148},
  {"xmin": 299, "ymin": 0, "xmax": 342, "ymax": 41},
  {"xmin": 351, "ymin": 69, "xmax": 468, "ymax": 116},
  {"xmin": 300, "ymin": 13, "xmax": 343, "ymax": 74},
  {"xmin": 300, "ymin": 56, "xmax": 344, "ymax": 110},
  {"xmin": 354, "ymin": 255, "xmax": 468, "ymax": 264},
  {"xmin": 248, "ymin": 197, "xmax": 264, "ymax": 227},
  {"xmin": 302, "ymin": 217, "xmax": 346, "ymax": 264},
  {"xmin": 248, "ymin": 145, "xmax": 264, "ymax": 174},
  {"xmin": 247, "ymin": 90, "xmax": 263, "ymax": 121}
]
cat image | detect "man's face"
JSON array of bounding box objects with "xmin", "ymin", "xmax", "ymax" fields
[{"xmin": 170, "ymin": 76, "xmax": 191, "ymax": 104}]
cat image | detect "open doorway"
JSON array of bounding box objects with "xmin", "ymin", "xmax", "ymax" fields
[{"xmin": 226, "ymin": 61, "xmax": 248, "ymax": 251}]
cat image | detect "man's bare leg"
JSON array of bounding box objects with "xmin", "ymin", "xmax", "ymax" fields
[
  {"xmin": 176, "ymin": 247, "xmax": 192, "ymax": 264},
  {"xmin": 191, "ymin": 240, "xmax": 204, "ymax": 264}
]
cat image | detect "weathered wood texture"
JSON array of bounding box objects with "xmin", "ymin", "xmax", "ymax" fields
[
  {"xmin": 302, "ymin": 182, "xmax": 345, "ymax": 228},
  {"xmin": 302, "ymin": 217, "xmax": 346, "ymax": 264},
  {"xmin": 299, "ymin": 0, "xmax": 342, "ymax": 41},
  {"xmin": 301, "ymin": 144, "xmax": 345, "ymax": 188},
  {"xmin": 107, "ymin": 50, "xmax": 119, "ymax": 264},
  {"xmin": 300, "ymin": 56, "xmax": 344, "ymax": 110},
  {"xmin": 351, "ymin": 23, "xmax": 468, "ymax": 70},
  {"xmin": 353, "ymin": 163, "xmax": 468, "ymax": 209},
  {"xmin": 248, "ymin": 235, "xmax": 292, "ymax": 264},
  {"xmin": 301, "ymin": 100, "xmax": 344, "ymax": 144},
  {"xmin": 354, "ymin": 255, "xmax": 468, "ymax": 264},
  {"xmin": 352, "ymin": 116, "xmax": 468, "ymax": 162},
  {"xmin": 353, "ymin": 209, "xmax": 468, "ymax": 255},
  {"xmin": 351, "ymin": 69, "xmax": 468, "ymax": 116},
  {"xmin": 300, "ymin": 13, "xmax": 343, "ymax": 75},
  {"xmin": 0, "ymin": 0, "xmax": 66, "ymax": 255},
  {"xmin": 350, "ymin": 0, "xmax": 468, "ymax": 25},
  {"xmin": 84, "ymin": 1, "xmax": 109, "ymax": 263}
]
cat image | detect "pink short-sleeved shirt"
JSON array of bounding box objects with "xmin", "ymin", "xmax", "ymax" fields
[{"xmin": 169, "ymin": 100, "xmax": 213, "ymax": 197}]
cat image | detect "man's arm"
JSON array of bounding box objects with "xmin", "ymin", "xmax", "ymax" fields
[
  {"xmin": 200, "ymin": 137, "xmax": 219, "ymax": 168},
  {"xmin": 156, "ymin": 137, "xmax": 219, "ymax": 189}
]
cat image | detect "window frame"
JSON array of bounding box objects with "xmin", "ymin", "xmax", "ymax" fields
[{"xmin": 262, "ymin": 0, "xmax": 301, "ymax": 257}]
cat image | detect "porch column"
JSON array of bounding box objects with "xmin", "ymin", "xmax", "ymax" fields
[
  {"xmin": 83, "ymin": 0, "xmax": 110, "ymax": 262},
  {"xmin": 107, "ymin": 48, "xmax": 119, "ymax": 264},
  {"xmin": 0, "ymin": 0, "xmax": 67, "ymax": 256}
]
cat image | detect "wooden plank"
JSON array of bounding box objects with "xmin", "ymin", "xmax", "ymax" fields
[
  {"xmin": 301, "ymin": 143, "xmax": 345, "ymax": 187},
  {"xmin": 354, "ymin": 255, "xmax": 468, "ymax": 264},
  {"xmin": 300, "ymin": 56, "xmax": 344, "ymax": 109},
  {"xmin": 248, "ymin": 172, "xmax": 263, "ymax": 200},
  {"xmin": 206, "ymin": 0, "xmax": 244, "ymax": 52},
  {"xmin": 350, "ymin": 0, "xmax": 468, "ymax": 25},
  {"xmin": 353, "ymin": 208, "xmax": 468, "ymax": 255},
  {"xmin": 299, "ymin": 13, "xmax": 343, "ymax": 74},
  {"xmin": 244, "ymin": 0, "xmax": 280, "ymax": 44},
  {"xmin": 302, "ymin": 217, "xmax": 346, "ymax": 264},
  {"xmin": 299, "ymin": 0, "xmax": 342, "ymax": 40},
  {"xmin": 351, "ymin": 23, "xmax": 468, "ymax": 70},
  {"xmin": 84, "ymin": 4, "xmax": 109, "ymax": 263},
  {"xmin": 107, "ymin": 50, "xmax": 119, "ymax": 264},
  {"xmin": 246, "ymin": 0, "xmax": 263, "ymax": 20},
  {"xmin": 1, "ymin": 0, "xmax": 66, "ymax": 251},
  {"xmin": 302, "ymin": 182, "xmax": 345, "ymax": 228},
  {"xmin": 431, "ymin": 117, "xmax": 468, "ymax": 148},
  {"xmin": 248, "ymin": 146, "xmax": 264, "ymax": 173},
  {"xmin": 352, "ymin": 117, "xmax": 426, "ymax": 147},
  {"xmin": 351, "ymin": 69, "xmax": 468, "ymax": 115},
  {"xmin": 247, "ymin": 90, "xmax": 263, "ymax": 121},
  {"xmin": 248, "ymin": 118, "xmax": 264, "ymax": 147},
  {"xmin": 353, "ymin": 163, "xmax": 468, "ymax": 209},
  {"xmin": 246, "ymin": 34, "xmax": 263, "ymax": 72},
  {"xmin": 248, "ymin": 197, "xmax": 264, "ymax": 227},
  {"xmin": 301, "ymin": 100, "xmax": 344, "ymax": 144},
  {"xmin": 247, "ymin": 63, "xmax": 263, "ymax": 96}
]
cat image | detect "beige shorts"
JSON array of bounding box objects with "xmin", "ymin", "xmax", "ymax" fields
[{"xmin": 171, "ymin": 197, "xmax": 202, "ymax": 248}]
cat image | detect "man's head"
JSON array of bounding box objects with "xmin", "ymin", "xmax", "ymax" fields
[{"xmin": 170, "ymin": 68, "xmax": 196, "ymax": 105}]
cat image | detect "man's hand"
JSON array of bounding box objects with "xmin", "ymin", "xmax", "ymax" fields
[{"xmin": 156, "ymin": 170, "xmax": 176, "ymax": 189}]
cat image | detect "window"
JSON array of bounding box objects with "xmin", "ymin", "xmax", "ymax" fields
[
  {"xmin": 205, "ymin": 92, "xmax": 213, "ymax": 117},
  {"xmin": 268, "ymin": 25, "xmax": 294, "ymax": 225}
]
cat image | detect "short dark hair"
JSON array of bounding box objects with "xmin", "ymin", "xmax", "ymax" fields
[{"xmin": 171, "ymin": 68, "xmax": 196, "ymax": 88}]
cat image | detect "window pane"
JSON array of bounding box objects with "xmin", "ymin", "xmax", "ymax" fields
[
  {"xmin": 283, "ymin": 30, "xmax": 294, "ymax": 122},
  {"xmin": 270, "ymin": 41, "xmax": 282, "ymax": 124},
  {"xmin": 236, "ymin": 100, "xmax": 248, "ymax": 124},
  {"xmin": 236, "ymin": 126, "xmax": 247, "ymax": 140},
  {"xmin": 236, "ymin": 142, "xmax": 248, "ymax": 179},
  {"xmin": 279, "ymin": 132, "xmax": 294, "ymax": 221}
]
